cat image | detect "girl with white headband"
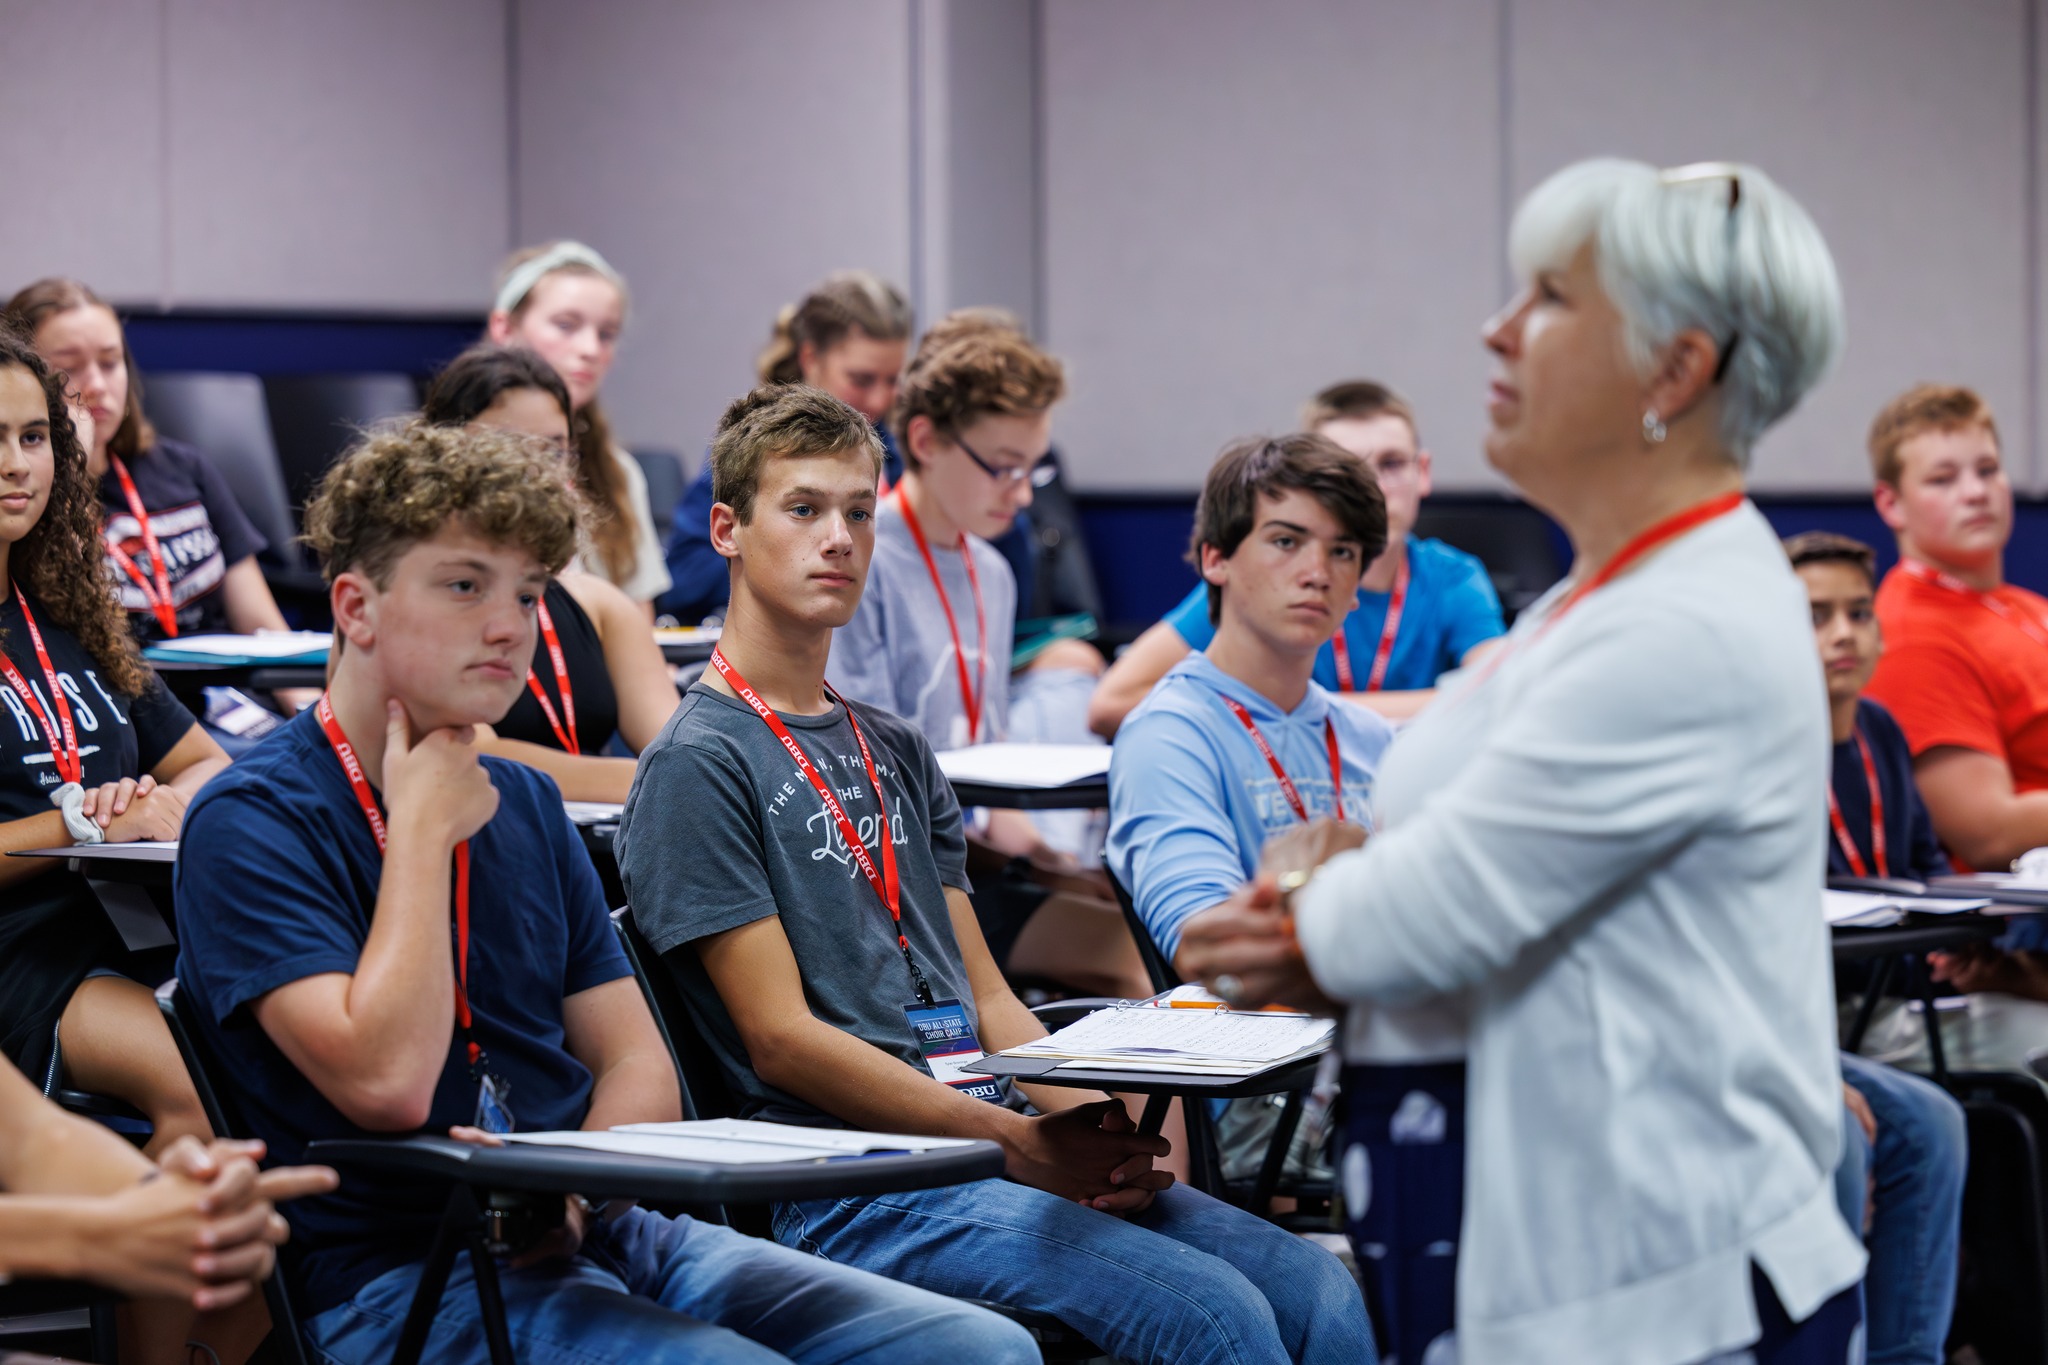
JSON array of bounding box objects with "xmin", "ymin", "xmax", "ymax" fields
[{"xmin": 487, "ymin": 241, "xmax": 671, "ymax": 617}]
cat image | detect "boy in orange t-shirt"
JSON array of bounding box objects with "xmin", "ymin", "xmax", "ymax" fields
[{"xmin": 1865, "ymin": 383, "xmax": 2048, "ymax": 873}]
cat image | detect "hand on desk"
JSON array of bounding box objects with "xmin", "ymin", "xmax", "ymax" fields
[
  {"xmin": 1001, "ymin": 1099, "xmax": 1173, "ymax": 1216},
  {"xmin": 447, "ymin": 1126, "xmax": 589, "ymax": 1267},
  {"xmin": 83, "ymin": 775, "xmax": 191, "ymax": 842},
  {"xmin": 1929, "ymin": 944, "xmax": 2048, "ymax": 1003}
]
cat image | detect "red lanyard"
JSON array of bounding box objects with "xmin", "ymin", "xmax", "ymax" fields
[
  {"xmin": 524, "ymin": 595, "xmax": 579, "ymax": 755},
  {"xmin": 1468, "ymin": 492, "xmax": 1747, "ymax": 691},
  {"xmin": 894, "ymin": 493, "xmax": 986, "ymax": 743},
  {"xmin": 105, "ymin": 457, "xmax": 179, "ymax": 639},
  {"xmin": 1901, "ymin": 559, "xmax": 2048, "ymax": 650},
  {"xmin": 315, "ymin": 694, "xmax": 483, "ymax": 1068},
  {"xmin": 1220, "ymin": 695, "xmax": 1345, "ymax": 823},
  {"xmin": 1334, "ymin": 556, "xmax": 1408, "ymax": 693},
  {"xmin": 1827, "ymin": 725, "xmax": 1887, "ymax": 878},
  {"xmin": 709, "ymin": 647, "xmax": 933, "ymax": 1005},
  {"xmin": 0, "ymin": 585, "xmax": 83, "ymax": 786}
]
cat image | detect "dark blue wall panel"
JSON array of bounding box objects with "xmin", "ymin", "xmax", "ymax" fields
[{"xmin": 124, "ymin": 310, "xmax": 484, "ymax": 380}]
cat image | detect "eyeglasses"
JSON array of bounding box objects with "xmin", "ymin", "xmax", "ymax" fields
[
  {"xmin": 954, "ymin": 434, "xmax": 1049, "ymax": 485},
  {"xmin": 1659, "ymin": 162, "xmax": 1743, "ymax": 384}
]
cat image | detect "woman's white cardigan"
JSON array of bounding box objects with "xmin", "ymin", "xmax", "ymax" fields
[{"xmin": 1296, "ymin": 504, "xmax": 1865, "ymax": 1365}]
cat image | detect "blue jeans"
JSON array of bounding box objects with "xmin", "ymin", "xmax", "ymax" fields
[
  {"xmin": 1837, "ymin": 1052, "xmax": 1966, "ymax": 1365},
  {"xmin": 772, "ymin": 1177, "xmax": 1373, "ymax": 1365},
  {"xmin": 306, "ymin": 1205, "xmax": 1037, "ymax": 1364}
]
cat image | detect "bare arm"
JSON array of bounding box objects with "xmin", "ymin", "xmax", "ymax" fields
[
  {"xmin": 0, "ymin": 718, "xmax": 230, "ymax": 886},
  {"xmin": 693, "ymin": 909, "xmax": 1164, "ymax": 1202},
  {"xmin": 1087, "ymin": 622, "xmax": 1192, "ymax": 739},
  {"xmin": 1914, "ymin": 745, "xmax": 2048, "ymax": 871},
  {"xmin": 565, "ymin": 569, "xmax": 682, "ymax": 753},
  {"xmin": 475, "ymin": 730, "xmax": 639, "ymax": 804},
  {"xmin": 156, "ymin": 721, "xmax": 230, "ymax": 796},
  {"xmin": 942, "ymin": 886, "xmax": 1091, "ymax": 1114},
  {"xmin": 562, "ymin": 975, "xmax": 680, "ymax": 1131},
  {"xmin": 0, "ymin": 1054, "xmax": 155, "ymax": 1194},
  {"xmin": 250, "ymin": 706, "xmax": 500, "ymax": 1130},
  {"xmin": 218, "ymin": 557, "xmax": 289, "ymax": 635}
]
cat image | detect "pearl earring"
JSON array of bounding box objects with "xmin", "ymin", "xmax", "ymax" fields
[{"xmin": 1642, "ymin": 410, "xmax": 1668, "ymax": 445}]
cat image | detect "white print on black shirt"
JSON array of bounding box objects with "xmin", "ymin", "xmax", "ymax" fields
[
  {"xmin": 1, "ymin": 669, "xmax": 124, "ymax": 787},
  {"xmin": 762, "ymin": 740, "xmax": 912, "ymax": 877},
  {"xmin": 104, "ymin": 501, "xmax": 226, "ymax": 612}
]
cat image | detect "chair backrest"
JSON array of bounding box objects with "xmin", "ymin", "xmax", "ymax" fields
[
  {"xmin": 1026, "ymin": 453, "xmax": 1106, "ymax": 622},
  {"xmin": 155, "ymin": 979, "xmax": 312, "ymax": 1365},
  {"xmin": 631, "ymin": 450, "xmax": 686, "ymax": 546},
  {"xmin": 1102, "ymin": 856, "xmax": 1179, "ymax": 994},
  {"xmin": 1411, "ymin": 500, "xmax": 1565, "ymax": 620},
  {"xmin": 610, "ymin": 908, "xmax": 736, "ymax": 1122},
  {"xmin": 143, "ymin": 371, "xmax": 302, "ymax": 571},
  {"xmin": 262, "ymin": 373, "xmax": 420, "ymax": 523}
]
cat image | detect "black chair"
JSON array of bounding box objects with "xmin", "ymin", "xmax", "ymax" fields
[
  {"xmin": 262, "ymin": 374, "xmax": 419, "ymax": 525},
  {"xmin": 154, "ymin": 980, "xmax": 314, "ymax": 1365},
  {"xmin": 143, "ymin": 371, "xmax": 330, "ymax": 615},
  {"xmin": 1412, "ymin": 498, "xmax": 1564, "ymax": 620},
  {"xmin": 1945, "ymin": 1070, "xmax": 2048, "ymax": 1361},
  {"xmin": 1101, "ymin": 861, "xmax": 1332, "ymax": 1223},
  {"xmin": 631, "ymin": 450, "xmax": 686, "ymax": 547},
  {"xmin": 608, "ymin": 909, "xmax": 1107, "ymax": 1361},
  {"xmin": 0, "ymin": 1276, "xmax": 121, "ymax": 1361},
  {"xmin": 1025, "ymin": 453, "xmax": 1105, "ymax": 626}
]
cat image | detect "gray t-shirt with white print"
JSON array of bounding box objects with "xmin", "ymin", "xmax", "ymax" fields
[
  {"xmin": 616, "ymin": 681, "xmax": 1007, "ymax": 1125},
  {"xmin": 827, "ymin": 497, "xmax": 1016, "ymax": 751}
]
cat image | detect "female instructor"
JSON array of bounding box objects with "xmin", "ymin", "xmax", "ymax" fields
[{"xmin": 1182, "ymin": 158, "xmax": 1866, "ymax": 1365}]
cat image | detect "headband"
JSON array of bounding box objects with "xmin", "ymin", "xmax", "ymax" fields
[{"xmin": 492, "ymin": 241, "xmax": 624, "ymax": 317}]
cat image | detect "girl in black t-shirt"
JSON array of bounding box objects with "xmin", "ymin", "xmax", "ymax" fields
[
  {"xmin": 421, "ymin": 344, "xmax": 680, "ymax": 802},
  {"xmin": 5, "ymin": 278, "xmax": 298, "ymax": 647},
  {"xmin": 0, "ymin": 327, "xmax": 229, "ymax": 1155}
]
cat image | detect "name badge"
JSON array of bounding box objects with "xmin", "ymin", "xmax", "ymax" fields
[
  {"xmin": 905, "ymin": 998, "xmax": 1004, "ymax": 1105},
  {"xmin": 475, "ymin": 1071, "xmax": 516, "ymax": 1135}
]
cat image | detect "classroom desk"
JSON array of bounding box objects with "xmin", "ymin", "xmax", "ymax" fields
[
  {"xmin": 307, "ymin": 1134, "xmax": 1004, "ymax": 1365},
  {"xmin": 149, "ymin": 660, "xmax": 328, "ymax": 712},
  {"xmin": 948, "ymin": 776, "xmax": 1109, "ymax": 810},
  {"xmin": 655, "ymin": 627, "xmax": 720, "ymax": 667},
  {"xmin": 1833, "ymin": 912, "xmax": 2016, "ymax": 1086},
  {"xmin": 10, "ymin": 844, "xmax": 177, "ymax": 952}
]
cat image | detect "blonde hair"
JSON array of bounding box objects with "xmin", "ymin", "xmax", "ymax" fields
[
  {"xmin": 492, "ymin": 242, "xmax": 637, "ymax": 583},
  {"xmin": 757, "ymin": 272, "xmax": 913, "ymax": 385}
]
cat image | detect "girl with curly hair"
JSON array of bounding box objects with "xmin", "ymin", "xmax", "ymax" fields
[{"xmin": 0, "ymin": 325, "xmax": 228, "ymax": 1159}]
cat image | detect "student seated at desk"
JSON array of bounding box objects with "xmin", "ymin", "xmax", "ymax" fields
[
  {"xmin": 0, "ymin": 329, "xmax": 228, "ymax": 1155},
  {"xmin": 826, "ymin": 324, "xmax": 1148, "ymax": 1001},
  {"xmin": 1786, "ymin": 531, "xmax": 1967, "ymax": 1365},
  {"xmin": 173, "ymin": 420, "xmax": 1030, "ymax": 1364},
  {"xmin": 1089, "ymin": 380, "xmax": 1505, "ymax": 737},
  {"xmin": 1104, "ymin": 434, "xmax": 1396, "ymax": 1197},
  {"xmin": 485, "ymin": 241, "xmax": 670, "ymax": 615},
  {"xmin": 7, "ymin": 278, "xmax": 318, "ymax": 733},
  {"xmin": 421, "ymin": 344, "xmax": 680, "ymax": 803},
  {"xmin": 0, "ymin": 1052, "xmax": 335, "ymax": 1365},
  {"xmin": 616, "ymin": 384, "xmax": 1372, "ymax": 1365}
]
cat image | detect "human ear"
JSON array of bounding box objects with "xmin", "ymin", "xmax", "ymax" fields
[
  {"xmin": 1199, "ymin": 542, "xmax": 1230, "ymax": 588},
  {"xmin": 1872, "ymin": 481, "xmax": 1907, "ymax": 535},
  {"xmin": 331, "ymin": 571, "xmax": 377, "ymax": 651},
  {"xmin": 485, "ymin": 311, "xmax": 518, "ymax": 346},
  {"xmin": 709, "ymin": 502, "xmax": 743, "ymax": 560},
  {"xmin": 1645, "ymin": 329, "xmax": 1719, "ymax": 428}
]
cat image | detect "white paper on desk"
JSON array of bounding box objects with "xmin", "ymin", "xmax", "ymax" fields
[
  {"xmin": 504, "ymin": 1130, "xmax": 841, "ymax": 1164},
  {"xmin": 1008, "ymin": 1005, "xmax": 1333, "ymax": 1064},
  {"xmin": 1822, "ymin": 890, "xmax": 1905, "ymax": 927},
  {"xmin": 934, "ymin": 743, "xmax": 1110, "ymax": 789},
  {"xmin": 10, "ymin": 840, "xmax": 180, "ymax": 862},
  {"xmin": 562, "ymin": 802, "xmax": 625, "ymax": 826},
  {"xmin": 144, "ymin": 631, "xmax": 332, "ymax": 660},
  {"xmin": 653, "ymin": 626, "xmax": 722, "ymax": 645},
  {"xmin": 614, "ymin": 1118, "xmax": 975, "ymax": 1154}
]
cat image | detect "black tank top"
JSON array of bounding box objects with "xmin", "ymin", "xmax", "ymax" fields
[{"xmin": 498, "ymin": 578, "xmax": 618, "ymax": 754}]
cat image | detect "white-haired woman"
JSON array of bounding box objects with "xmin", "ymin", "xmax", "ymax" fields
[{"xmin": 1182, "ymin": 159, "xmax": 1866, "ymax": 1365}]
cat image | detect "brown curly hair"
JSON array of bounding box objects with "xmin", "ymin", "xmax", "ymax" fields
[
  {"xmin": 0, "ymin": 328, "xmax": 151, "ymax": 694},
  {"xmin": 303, "ymin": 420, "xmax": 586, "ymax": 588},
  {"xmin": 890, "ymin": 330, "xmax": 1065, "ymax": 470}
]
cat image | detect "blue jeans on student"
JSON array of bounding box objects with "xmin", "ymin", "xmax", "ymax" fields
[
  {"xmin": 1837, "ymin": 1051, "xmax": 1967, "ymax": 1365},
  {"xmin": 772, "ymin": 1177, "xmax": 1374, "ymax": 1365},
  {"xmin": 305, "ymin": 1205, "xmax": 1037, "ymax": 1365}
]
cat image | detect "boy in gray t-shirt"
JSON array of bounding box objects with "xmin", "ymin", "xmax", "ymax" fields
[{"xmin": 616, "ymin": 383, "xmax": 1372, "ymax": 1365}]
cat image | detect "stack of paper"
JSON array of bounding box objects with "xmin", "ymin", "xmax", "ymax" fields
[
  {"xmin": 1145, "ymin": 983, "xmax": 1311, "ymax": 1017},
  {"xmin": 144, "ymin": 631, "xmax": 333, "ymax": 665},
  {"xmin": 562, "ymin": 801, "xmax": 625, "ymax": 826},
  {"xmin": 1823, "ymin": 889, "xmax": 1990, "ymax": 928},
  {"xmin": 934, "ymin": 743, "xmax": 1111, "ymax": 789},
  {"xmin": 998, "ymin": 1005, "xmax": 1333, "ymax": 1076},
  {"xmin": 504, "ymin": 1118, "xmax": 975, "ymax": 1165}
]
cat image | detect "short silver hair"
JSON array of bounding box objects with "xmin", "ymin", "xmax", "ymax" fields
[{"xmin": 1508, "ymin": 158, "xmax": 1844, "ymax": 463}]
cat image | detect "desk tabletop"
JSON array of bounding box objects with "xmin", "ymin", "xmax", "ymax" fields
[
  {"xmin": 307, "ymin": 1133, "xmax": 1003, "ymax": 1203},
  {"xmin": 1829, "ymin": 915, "xmax": 2005, "ymax": 962},
  {"xmin": 948, "ymin": 778, "xmax": 1109, "ymax": 811},
  {"xmin": 966, "ymin": 1050, "xmax": 1322, "ymax": 1099}
]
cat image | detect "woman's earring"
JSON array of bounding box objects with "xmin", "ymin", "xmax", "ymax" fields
[{"xmin": 1642, "ymin": 410, "xmax": 1668, "ymax": 445}]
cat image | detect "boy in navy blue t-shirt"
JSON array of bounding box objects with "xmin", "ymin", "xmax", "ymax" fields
[{"xmin": 175, "ymin": 421, "xmax": 1031, "ymax": 1364}]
